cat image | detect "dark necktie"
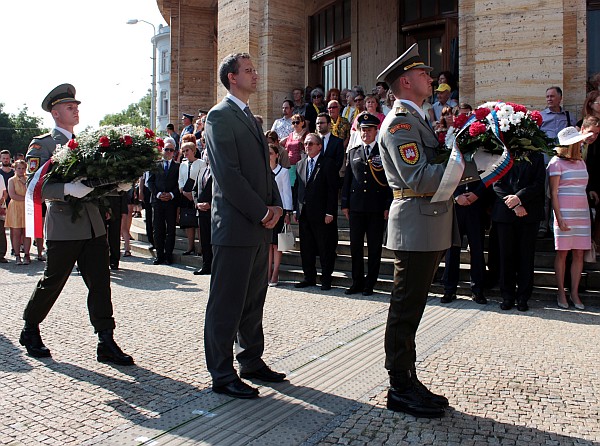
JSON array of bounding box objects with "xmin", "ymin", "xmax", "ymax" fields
[
  {"xmin": 164, "ymin": 161, "xmax": 169, "ymax": 174},
  {"xmin": 244, "ymin": 105, "xmax": 261, "ymax": 135},
  {"xmin": 364, "ymin": 144, "xmax": 370, "ymax": 159},
  {"xmin": 307, "ymin": 158, "xmax": 315, "ymax": 181},
  {"xmin": 71, "ymin": 133, "xmax": 76, "ymax": 140}
]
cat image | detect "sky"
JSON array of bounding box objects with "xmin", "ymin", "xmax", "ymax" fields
[{"xmin": 1, "ymin": 0, "xmax": 167, "ymax": 130}]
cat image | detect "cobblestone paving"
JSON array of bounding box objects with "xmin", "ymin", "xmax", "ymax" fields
[
  {"xmin": 314, "ymin": 306, "xmax": 600, "ymax": 445},
  {"xmin": 1, "ymin": 253, "xmax": 599, "ymax": 445},
  {"xmin": 0, "ymin": 255, "xmax": 386, "ymax": 445}
]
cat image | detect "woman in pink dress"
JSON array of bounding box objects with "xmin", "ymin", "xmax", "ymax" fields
[
  {"xmin": 548, "ymin": 127, "xmax": 593, "ymax": 310},
  {"xmin": 282, "ymin": 114, "xmax": 307, "ymax": 187}
]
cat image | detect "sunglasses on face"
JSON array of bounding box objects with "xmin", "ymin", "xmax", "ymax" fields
[
  {"xmin": 292, "ymin": 121, "xmax": 301, "ymax": 125},
  {"xmin": 304, "ymin": 141, "xmax": 318, "ymax": 147},
  {"xmin": 164, "ymin": 148, "xmax": 175, "ymax": 152},
  {"xmin": 313, "ymin": 95, "xmax": 323, "ymax": 99},
  {"xmin": 328, "ymin": 106, "xmax": 339, "ymax": 109}
]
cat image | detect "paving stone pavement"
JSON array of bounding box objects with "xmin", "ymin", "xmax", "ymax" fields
[{"xmin": 0, "ymin": 253, "xmax": 599, "ymax": 445}]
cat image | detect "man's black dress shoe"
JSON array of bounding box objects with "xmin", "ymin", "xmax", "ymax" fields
[
  {"xmin": 213, "ymin": 378, "xmax": 259, "ymax": 399},
  {"xmin": 387, "ymin": 371, "xmax": 445, "ymax": 417},
  {"xmin": 362, "ymin": 288, "xmax": 374, "ymax": 296},
  {"xmin": 193, "ymin": 268, "xmax": 211, "ymax": 275},
  {"xmin": 97, "ymin": 330, "xmax": 134, "ymax": 366},
  {"xmin": 345, "ymin": 284, "xmax": 362, "ymax": 295},
  {"xmin": 321, "ymin": 282, "xmax": 332, "ymax": 291},
  {"xmin": 153, "ymin": 258, "xmax": 164, "ymax": 265},
  {"xmin": 110, "ymin": 264, "xmax": 119, "ymax": 270},
  {"xmin": 182, "ymin": 249, "xmax": 195, "ymax": 256},
  {"xmin": 294, "ymin": 280, "xmax": 316, "ymax": 288},
  {"xmin": 517, "ymin": 301, "xmax": 529, "ymax": 312},
  {"xmin": 19, "ymin": 325, "xmax": 51, "ymax": 358},
  {"xmin": 409, "ymin": 370, "xmax": 449, "ymax": 407},
  {"xmin": 165, "ymin": 256, "xmax": 173, "ymax": 265},
  {"xmin": 500, "ymin": 300, "xmax": 514, "ymax": 311},
  {"xmin": 472, "ymin": 293, "xmax": 487, "ymax": 305},
  {"xmin": 440, "ymin": 293, "xmax": 456, "ymax": 303},
  {"xmin": 240, "ymin": 365, "xmax": 287, "ymax": 383}
]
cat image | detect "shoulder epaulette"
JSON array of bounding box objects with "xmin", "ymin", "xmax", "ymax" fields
[
  {"xmin": 395, "ymin": 105, "xmax": 408, "ymax": 116},
  {"xmin": 32, "ymin": 133, "xmax": 52, "ymax": 140}
]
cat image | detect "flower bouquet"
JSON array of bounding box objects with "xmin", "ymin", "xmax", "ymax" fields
[
  {"xmin": 33, "ymin": 125, "xmax": 162, "ymax": 222},
  {"xmin": 431, "ymin": 101, "xmax": 553, "ymax": 202}
]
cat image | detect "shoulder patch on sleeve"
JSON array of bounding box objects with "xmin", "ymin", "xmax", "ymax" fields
[
  {"xmin": 398, "ymin": 143, "xmax": 420, "ymax": 165},
  {"xmin": 28, "ymin": 143, "xmax": 42, "ymax": 150},
  {"xmin": 33, "ymin": 133, "xmax": 51, "ymax": 139},
  {"xmin": 389, "ymin": 123, "xmax": 412, "ymax": 134},
  {"xmin": 28, "ymin": 157, "xmax": 41, "ymax": 173}
]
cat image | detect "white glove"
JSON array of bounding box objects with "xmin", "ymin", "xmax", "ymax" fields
[
  {"xmin": 64, "ymin": 179, "xmax": 94, "ymax": 198},
  {"xmin": 116, "ymin": 182, "xmax": 131, "ymax": 192}
]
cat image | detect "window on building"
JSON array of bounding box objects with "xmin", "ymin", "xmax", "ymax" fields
[
  {"xmin": 310, "ymin": 0, "xmax": 351, "ymax": 91},
  {"xmin": 401, "ymin": 0, "xmax": 458, "ymax": 78},
  {"xmin": 160, "ymin": 50, "xmax": 170, "ymax": 74},
  {"xmin": 160, "ymin": 91, "xmax": 168, "ymax": 116}
]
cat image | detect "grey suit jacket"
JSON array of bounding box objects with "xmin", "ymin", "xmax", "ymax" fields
[
  {"xmin": 27, "ymin": 129, "xmax": 106, "ymax": 241},
  {"xmin": 378, "ymin": 100, "xmax": 455, "ymax": 252},
  {"xmin": 205, "ymin": 97, "xmax": 282, "ymax": 246}
]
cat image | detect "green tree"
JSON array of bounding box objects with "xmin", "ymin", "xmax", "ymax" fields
[
  {"xmin": 100, "ymin": 91, "xmax": 151, "ymax": 127},
  {"xmin": 11, "ymin": 107, "xmax": 46, "ymax": 154},
  {"xmin": 0, "ymin": 103, "xmax": 46, "ymax": 155}
]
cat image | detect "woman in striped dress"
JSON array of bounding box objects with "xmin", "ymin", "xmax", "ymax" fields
[{"xmin": 548, "ymin": 127, "xmax": 594, "ymax": 310}]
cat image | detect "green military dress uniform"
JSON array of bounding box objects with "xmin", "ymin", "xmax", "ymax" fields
[
  {"xmin": 376, "ymin": 44, "xmax": 458, "ymax": 418},
  {"xmin": 20, "ymin": 85, "xmax": 128, "ymax": 363}
]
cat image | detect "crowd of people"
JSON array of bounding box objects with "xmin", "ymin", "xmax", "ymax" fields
[{"xmin": 4, "ymin": 48, "xmax": 599, "ymax": 420}]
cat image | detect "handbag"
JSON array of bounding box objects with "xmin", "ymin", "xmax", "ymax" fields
[
  {"xmin": 277, "ymin": 223, "xmax": 295, "ymax": 252},
  {"xmin": 179, "ymin": 207, "xmax": 198, "ymax": 227}
]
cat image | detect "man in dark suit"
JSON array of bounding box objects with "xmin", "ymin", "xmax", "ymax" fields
[
  {"xmin": 341, "ymin": 113, "xmax": 392, "ymax": 296},
  {"xmin": 293, "ymin": 133, "xmax": 339, "ymax": 291},
  {"xmin": 315, "ymin": 112, "xmax": 345, "ymax": 174},
  {"xmin": 193, "ymin": 158, "xmax": 212, "ymax": 275},
  {"xmin": 492, "ymin": 151, "xmax": 545, "ymax": 311},
  {"xmin": 148, "ymin": 140, "xmax": 180, "ymax": 265},
  {"xmin": 204, "ymin": 53, "xmax": 284, "ymax": 400},
  {"xmin": 20, "ymin": 83, "xmax": 133, "ymax": 365}
]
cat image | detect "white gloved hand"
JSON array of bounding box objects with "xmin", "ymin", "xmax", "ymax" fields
[
  {"xmin": 116, "ymin": 182, "xmax": 131, "ymax": 192},
  {"xmin": 64, "ymin": 179, "xmax": 94, "ymax": 198}
]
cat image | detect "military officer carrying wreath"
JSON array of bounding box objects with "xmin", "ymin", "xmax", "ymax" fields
[
  {"xmin": 341, "ymin": 113, "xmax": 392, "ymax": 296},
  {"xmin": 377, "ymin": 45, "xmax": 458, "ymax": 418},
  {"xmin": 20, "ymin": 84, "xmax": 134, "ymax": 366}
]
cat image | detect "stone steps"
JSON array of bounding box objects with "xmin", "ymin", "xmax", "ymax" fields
[{"xmin": 128, "ymin": 213, "xmax": 600, "ymax": 300}]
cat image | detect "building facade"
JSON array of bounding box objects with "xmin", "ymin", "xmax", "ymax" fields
[
  {"xmin": 156, "ymin": 0, "xmax": 594, "ymax": 130},
  {"xmin": 154, "ymin": 24, "xmax": 172, "ymax": 132}
]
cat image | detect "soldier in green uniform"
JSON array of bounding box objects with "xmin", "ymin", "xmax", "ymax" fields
[
  {"xmin": 20, "ymin": 84, "xmax": 134, "ymax": 365},
  {"xmin": 377, "ymin": 45, "xmax": 457, "ymax": 417}
]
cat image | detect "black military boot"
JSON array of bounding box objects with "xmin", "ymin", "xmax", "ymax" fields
[
  {"xmin": 19, "ymin": 322, "xmax": 51, "ymax": 358},
  {"xmin": 409, "ymin": 367, "xmax": 449, "ymax": 407},
  {"xmin": 97, "ymin": 329, "xmax": 134, "ymax": 366},
  {"xmin": 387, "ymin": 370, "xmax": 445, "ymax": 418}
]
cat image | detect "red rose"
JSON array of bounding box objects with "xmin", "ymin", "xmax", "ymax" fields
[
  {"xmin": 529, "ymin": 110, "xmax": 543, "ymax": 127},
  {"xmin": 145, "ymin": 128, "xmax": 155, "ymax": 139},
  {"xmin": 156, "ymin": 138, "xmax": 165, "ymax": 148},
  {"xmin": 123, "ymin": 135, "xmax": 133, "ymax": 146},
  {"xmin": 99, "ymin": 136, "xmax": 110, "ymax": 148},
  {"xmin": 474, "ymin": 107, "xmax": 490, "ymax": 121},
  {"xmin": 67, "ymin": 139, "xmax": 79, "ymax": 150},
  {"xmin": 437, "ymin": 131, "xmax": 447, "ymax": 145},
  {"xmin": 469, "ymin": 121, "xmax": 487, "ymax": 137},
  {"xmin": 453, "ymin": 114, "xmax": 468, "ymax": 129}
]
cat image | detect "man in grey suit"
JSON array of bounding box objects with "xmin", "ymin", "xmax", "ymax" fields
[
  {"xmin": 377, "ymin": 46, "xmax": 457, "ymax": 418},
  {"xmin": 20, "ymin": 84, "xmax": 133, "ymax": 366},
  {"xmin": 204, "ymin": 53, "xmax": 285, "ymax": 399}
]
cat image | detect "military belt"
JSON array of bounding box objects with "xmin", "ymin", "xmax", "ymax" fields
[{"xmin": 392, "ymin": 189, "xmax": 435, "ymax": 199}]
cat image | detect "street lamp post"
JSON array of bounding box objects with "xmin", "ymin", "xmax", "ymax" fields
[{"xmin": 127, "ymin": 19, "xmax": 157, "ymax": 131}]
